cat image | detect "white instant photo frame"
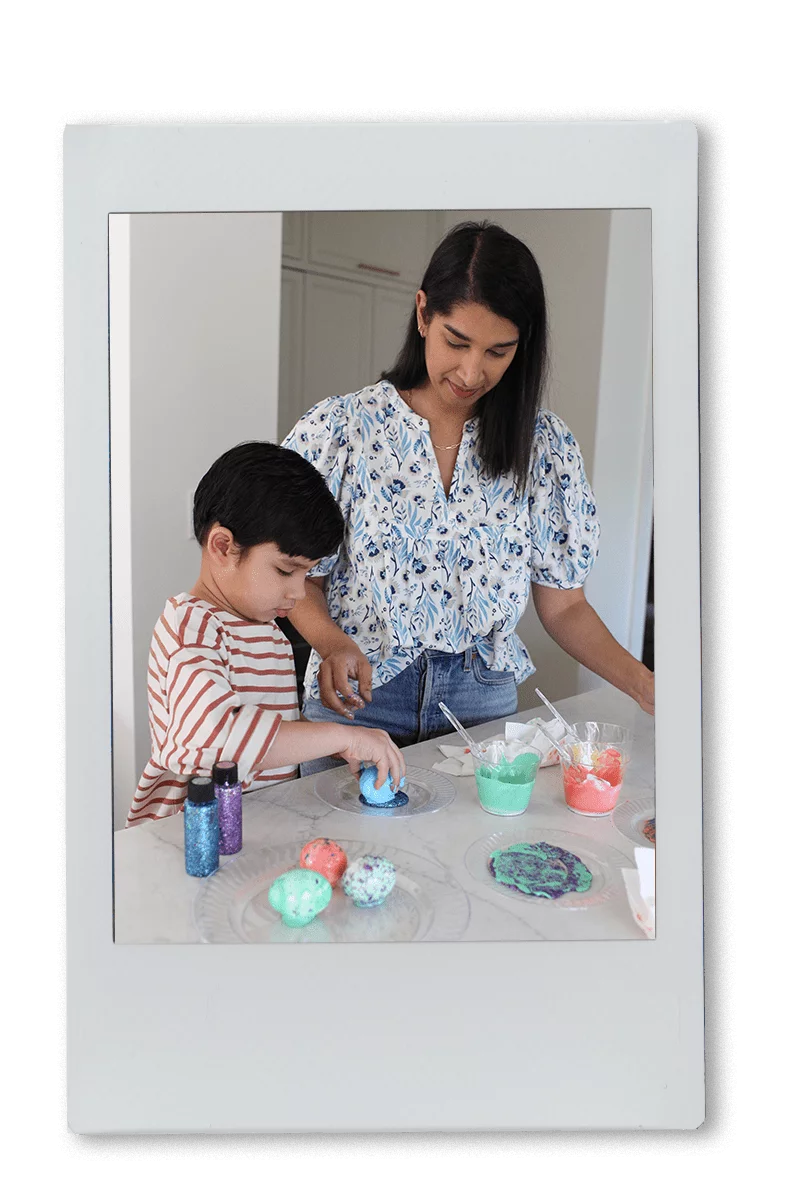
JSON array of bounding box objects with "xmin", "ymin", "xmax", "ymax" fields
[{"xmin": 65, "ymin": 121, "xmax": 702, "ymax": 1132}]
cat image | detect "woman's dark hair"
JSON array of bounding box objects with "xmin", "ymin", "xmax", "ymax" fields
[
  {"xmin": 193, "ymin": 441, "xmax": 344, "ymax": 560},
  {"xmin": 383, "ymin": 221, "xmax": 548, "ymax": 494}
]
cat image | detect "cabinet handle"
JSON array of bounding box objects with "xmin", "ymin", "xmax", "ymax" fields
[{"xmin": 357, "ymin": 262, "xmax": 401, "ymax": 277}]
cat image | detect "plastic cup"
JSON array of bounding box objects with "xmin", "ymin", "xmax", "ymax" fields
[
  {"xmin": 568, "ymin": 722, "xmax": 634, "ymax": 752},
  {"xmin": 474, "ymin": 736, "xmax": 523, "ymax": 767},
  {"xmin": 473, "ymin": 751, "xmax": 540, "ymax": 816},
  {"xmin": 561, "ymin": 723, "xmax": 632, "ymax": 817}
]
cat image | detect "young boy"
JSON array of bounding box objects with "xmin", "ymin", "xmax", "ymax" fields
[{"xmin": 126, "ymin": 442, "xmax": 404, "ymax": 827}]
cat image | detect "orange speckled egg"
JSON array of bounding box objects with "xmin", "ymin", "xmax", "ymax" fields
[{"xmin": 300, "ymin": 838, "xmax": 348, "ymax": 888}]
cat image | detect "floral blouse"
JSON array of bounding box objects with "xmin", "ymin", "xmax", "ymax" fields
[{"xmin": 282, "ymin": 379, "xmax": 599, "ymax": 701}]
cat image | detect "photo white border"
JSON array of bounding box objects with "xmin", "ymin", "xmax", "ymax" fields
[{"xmin": 65, "ymin": 121, "xmax": 701, "ymax": 1133}]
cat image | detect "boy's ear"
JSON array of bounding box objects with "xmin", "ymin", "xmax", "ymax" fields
[{"xmin": 205, "ymin": 525, "xmax": 236, "ymax": 563}]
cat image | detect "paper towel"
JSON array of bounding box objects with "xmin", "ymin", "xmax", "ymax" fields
[{"xmin": 621, "ymin": 846, "xmax": 655, "ymax": 938}]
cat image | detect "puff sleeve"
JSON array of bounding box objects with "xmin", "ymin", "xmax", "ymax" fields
[
  {"xmin": 528, "ymin": 411, "xmax": 600, "ymax": 588},
  {"xmin": 281, "ymin": 395, "xmax": 353, "ymax": 577}
]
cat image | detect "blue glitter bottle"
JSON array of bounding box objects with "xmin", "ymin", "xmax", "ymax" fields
[{"xmin": 184, "ymin": 776, "xmax": 219, "ymax": 877}]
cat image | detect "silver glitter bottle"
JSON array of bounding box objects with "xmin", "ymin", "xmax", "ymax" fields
[{"xmin": 184, "ymin": 776, "xmax": 219, "ymax": 877}]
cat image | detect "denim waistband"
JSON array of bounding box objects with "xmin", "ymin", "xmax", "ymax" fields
[{"xmin": 420, "ymin": 647, "xmax": 475, "ymax": 669}]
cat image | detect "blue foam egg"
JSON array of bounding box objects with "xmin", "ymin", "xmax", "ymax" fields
[{"xmin": 358, "ymin": 765, "xmax": 408, "ymax": 808}]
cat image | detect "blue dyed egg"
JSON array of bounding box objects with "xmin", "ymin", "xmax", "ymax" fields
[{"xmin": 358, "ymin": 765, "xmax": 408, "ymax": 808}]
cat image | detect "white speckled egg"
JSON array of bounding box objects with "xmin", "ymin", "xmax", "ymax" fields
[{"xmin": 341, "ymin": 855, "xmax": 396, "ymax": 907}]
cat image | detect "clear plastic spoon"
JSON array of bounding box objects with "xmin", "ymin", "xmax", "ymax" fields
[
  {"xmin": 534, "ymin": 688, "xmax": 581, "ymax": 744},
  {"xmin": 438, "ymin": 702, "xmax": 484, "ymax": 758},
  {"xmin": 534, "ymin": 720, "xmax": 574, "ymax": 767}
]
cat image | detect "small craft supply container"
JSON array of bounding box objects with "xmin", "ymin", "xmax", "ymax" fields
[
  {"xmin": 473, "ymin": 750, "xmax": 540, "ymax": 816},
  {"xmin": 561, "ymin": 722, "xmax": 633, "ymax": 817},
  {"xmin": 184, "ymin": 776, "xmax": 220, "ymax": 876}
]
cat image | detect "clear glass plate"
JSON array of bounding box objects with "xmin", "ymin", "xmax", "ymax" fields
[
  {"xmin": 194, "ymin": 840, "xmax": 470, "ymax": 943},
  {"xmin": 613, "ymin": 794, "xmax": 656, "ymax": 849},
  {"xmin": 465, "ymin": 826, "xmax": 631, "ymax": 911},
  {"xmin": 313, "ymin": 764, "xmax": 456, "ymax": 818}
]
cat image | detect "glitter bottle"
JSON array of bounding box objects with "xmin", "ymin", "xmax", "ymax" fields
[
  {"xmin": 213, "ymin": 759, "xmax": 242, "ymax": 855},
  {"xmin": 184, "ymin": 776, "xmax": 219, "ymax": 877}
]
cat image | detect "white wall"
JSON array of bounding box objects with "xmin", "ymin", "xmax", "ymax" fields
[
  {"xmin": 112, "ymin": 212, "xmax": 282, "ymax": 827},
  {"xmin": 578, "ymin": 209, "xmax": 653, "ymax": 690},
  {"xmin": 109, "ymin": 216, "xmax": 135, "ymax": 825}
]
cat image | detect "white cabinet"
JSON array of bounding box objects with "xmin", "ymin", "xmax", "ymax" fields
[
  {"xmin": 277, "ymin": 211, "xmax": 439, "ymax": 440},
  {"xmin": 371, "ymin": 287, "xmax": 414, "ymax": 381},
  {"xmin": 303, "ymin": 274, "xmax": 372, "ymax": 410},
  {"xmin": 308, "ymin": 211, "xmax": 439, "ymax": 286},
  {"xmin": 278, "ymin": 271, "xmax": 418, "ymax": 438},
  {"xmin": 277, "ymin": 269, "xmax": 305, "ymax": 440},
  {"xmin": 282, "ymin": 213, "xmax": 305, "ymax": 262}
]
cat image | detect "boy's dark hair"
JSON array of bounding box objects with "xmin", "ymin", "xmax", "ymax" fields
[
  {"xmin": 193, "ymin": 441, "xmax": 345, "ymax": 561},
  {"xmin": 383, "ymin": 221, "xmax": 548, "ymax": 497}
]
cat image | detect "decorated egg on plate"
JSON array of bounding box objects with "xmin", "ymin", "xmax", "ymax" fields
[{"xmin": 268, "ymin": 867, "xmax": 332, "ymax": 927}]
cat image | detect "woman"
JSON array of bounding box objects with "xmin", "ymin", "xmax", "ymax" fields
[{"xmin": 283, "ymin": 221, "xmax": 654, "ymax": 775}]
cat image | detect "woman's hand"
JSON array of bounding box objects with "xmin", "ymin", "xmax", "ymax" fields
[
  {"xmin": 336, "ymin": 726, "xmax": 406, "ymax": 789},
  {"xmin": 317, "ymin": 642, "xmax": 374, "ymax": 718},
  {"xmin": 286, "ymin": 578, "xmax": 374, "ymax": 718}
]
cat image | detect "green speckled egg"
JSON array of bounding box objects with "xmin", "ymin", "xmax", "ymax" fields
[{"xmin": 268, "ymin": 868, "xmax": 332, "ymax": 927}]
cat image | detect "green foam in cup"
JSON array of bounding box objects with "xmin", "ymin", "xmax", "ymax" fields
[{"xmin": 474, "ymin": 751, "xmax": 541, "ymax": 816}]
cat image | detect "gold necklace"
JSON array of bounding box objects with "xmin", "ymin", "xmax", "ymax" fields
[{"xmin": 403, "ymin": 389, "xmax": 464, "ymax": 451}]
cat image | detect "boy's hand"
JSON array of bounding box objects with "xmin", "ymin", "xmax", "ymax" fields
[{"xmin": 337, "ymin": 727, "xmax": 406, "ymax": 790}]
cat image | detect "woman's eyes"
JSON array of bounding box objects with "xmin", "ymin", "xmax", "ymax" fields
[{"xmin": 446, "ymin": 339, "xmax": 506, "ymax": 359}]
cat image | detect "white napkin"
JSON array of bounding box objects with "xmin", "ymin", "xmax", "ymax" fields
[
  {"xmin": 622, "ymin": 847, "xmax": 655, "ymax": 939},
  {"xmin": 503, "ymin": 719, "xmax": 564, "ymax": 767},
  {"xmin": 431, "ymin": 744, "xmax": 477, "ymax": 776},
  {"xmin": 430, "ymin": 718, "xmax": 565, "ymax": 775}
]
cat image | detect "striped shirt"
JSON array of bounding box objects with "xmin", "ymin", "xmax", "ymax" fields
[{"xmin": 127, "ymin": 593, "xmax": 298, "ymax": 827}]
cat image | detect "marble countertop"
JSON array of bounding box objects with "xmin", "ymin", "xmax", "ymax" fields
[{"xmin": 114, "ymin": 685, "xmax": 654, "ymax": 944}]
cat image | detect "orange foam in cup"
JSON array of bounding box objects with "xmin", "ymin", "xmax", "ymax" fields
[{"xmin": 562, "ymin": 747, "xmax": 625, "ymax": 816}]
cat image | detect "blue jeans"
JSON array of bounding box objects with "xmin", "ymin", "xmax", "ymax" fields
[{"xmin": 299, "ymin": 647, "xmax": 518, "ymax": 777}]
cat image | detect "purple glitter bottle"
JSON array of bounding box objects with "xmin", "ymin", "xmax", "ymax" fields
[{"xmin": 213, "ymin": 760, "xmax": 242, "ymax": 855}]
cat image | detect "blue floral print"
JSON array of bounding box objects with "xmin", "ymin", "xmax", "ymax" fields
[{"xmin": 282, "ymin": 380, "xmax": 599, "ymax": 702}]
